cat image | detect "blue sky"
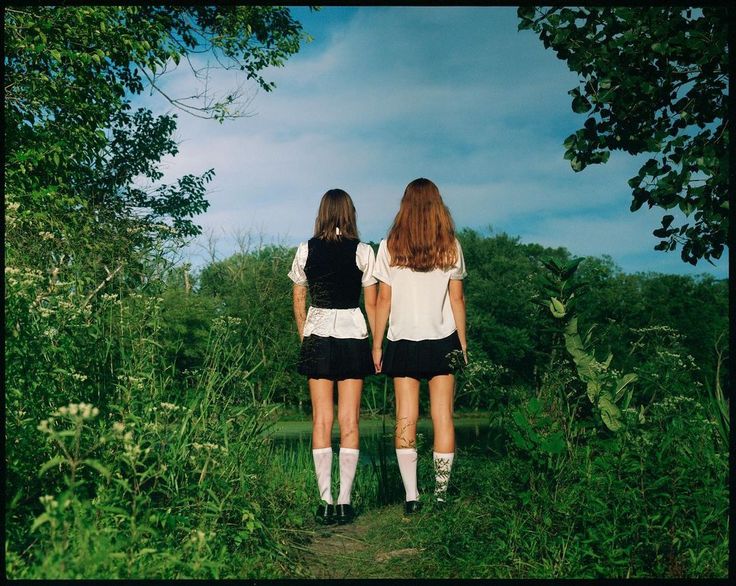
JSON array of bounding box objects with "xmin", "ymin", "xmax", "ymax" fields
[{"xmin": 137, "ymin": 6, "xmax": 727, "ymax": 278}]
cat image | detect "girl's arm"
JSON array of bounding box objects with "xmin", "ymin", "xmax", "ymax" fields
[
  {"xmin": 448, "ymin": 279, "xmax": 468, "ymax": 364},
  {"xmin": 372, "ymin": 281, "xmax": 392, "ymax": 372},
  {"xmin": 363, "ymin": 284, "xmax": 377, "ymax": 339},
  {"xmin": 293, "ymin": 284, "xmax": 307, "ymax": 342}
]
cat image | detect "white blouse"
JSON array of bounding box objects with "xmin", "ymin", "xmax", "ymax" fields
[
  {"xmin": 288, "ymin": 241, "xmax": 377, "ymax": 339},
  {"xmin": 373, "ymin": 238, "xmax": 466, "ymax": 342}
]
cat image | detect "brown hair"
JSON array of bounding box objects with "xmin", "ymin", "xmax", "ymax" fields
[
  {"xmin": 387, "ymin": 178, "xmax": 457, "ymax": 271},
  {"xmin": 313, "ymin": 189, "xmax": 359, "ymax": 241}
]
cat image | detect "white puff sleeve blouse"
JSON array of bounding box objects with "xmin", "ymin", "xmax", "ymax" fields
[
  {"xmin": 373, "ymin": 238, "xmax": 466, "ymax": 341},
  {"xmin": 288, "ymin": 241, "xmax": 377, "ymax": 339}
]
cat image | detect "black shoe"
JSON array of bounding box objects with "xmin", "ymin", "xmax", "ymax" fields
[
  {"xmin": 315, "ymin": 502, "xmax": 335, "ymax": 525},
  {"xmin": 335, "ymin": 503, "xmax": 356, "ymax": 525},
  {"xmin": 404, "ymin": 500, "xmax": 422, "ymax": 515}
]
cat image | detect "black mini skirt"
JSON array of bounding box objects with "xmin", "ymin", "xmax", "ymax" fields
[
  {"xmin": 298, "ymin": 334, "xmax": 375, "ymax": 380},
  {"xmin": 381, "ymin": 331, "xmax": 464, "ymax": 380}
]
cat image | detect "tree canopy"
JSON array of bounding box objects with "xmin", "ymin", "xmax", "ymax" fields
[
  {"xmin": 5, "ymin": 6, "xmax": 306, "ymax": 275},
  {"xmin": 518, "ymin": 6, "xmax": 728, "ymax": 265}
]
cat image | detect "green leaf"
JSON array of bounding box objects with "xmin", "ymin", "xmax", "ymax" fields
[
  {"xmin": 511, "ymin": 410, "xmax": 530, "ymax": 431},
  {"xmin": 509, "ymin": 428, "xmax": 531, "ymax": 450},
  {"xmin": 31, "ymin": 513, "xmax": 52, "ymax": 532},
  {"xmin": 561, "ymin": 257, "xmax": 583, "ymax": 278},
  {"xmin": 651, "ymin": 42, "xmax": 667, "ymax": 54},
  {"xmin": 638, "ymin": 405, "xmax": 646, "ymax": 424},
  {"xmin": 82, "ymin": 458, "xmax": 111, "ymax": 479},
  {"xmin": 572, "ymin": 94, "xmax": 591, "ymax": 114},
  {"xmin": 602, "ymin": 352, "xmax": 613, "ymax": 369},
  {"xmin": 528, "ymin": 397, "xmax": 542, "ymax": 415},
  {"xmin": 599, "ymin": 395, "xmax": 622, "ymax": 431},
  {"xmin": 540, "ymin": 432, "xmax": 565, "ymax": 454},
  {"xmin": 586, "ymin": 379, "xmax": 601, "ymax": 403},
  {"xmin": 549, "ymin": 297, "xmax": 566, "ymax": 318},
  {"xmin": 39, "ymin": 455, "xmax": 66, "ymax": 476},
  {"xmin": 518, "ymin": 6, "xmax": 536, "ymax": 21},
  {"xmin": 613, "ymin": 373, "xmax": 637, "ymax": 401}
]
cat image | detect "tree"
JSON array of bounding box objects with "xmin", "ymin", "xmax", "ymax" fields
[
  {"xmin": 4, "ymin": 6, "xmax": 307, "ymax": 277},
  {"xmin": 518, "ymin": 7, "xmax": 728, "ymax": 265}
]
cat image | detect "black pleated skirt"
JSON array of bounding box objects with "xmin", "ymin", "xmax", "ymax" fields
[
  {"xmin": 382, "ymin": 331, "xmax": 464, "ymax": 380},
  {"xmin": 297, "ymin": 334, "xmax": 375, "ymax": 380}
]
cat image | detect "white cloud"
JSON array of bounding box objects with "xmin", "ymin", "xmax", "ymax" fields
[{"xmin": 131, "ymin": 7, "xmax": 727, "ymax": 278}]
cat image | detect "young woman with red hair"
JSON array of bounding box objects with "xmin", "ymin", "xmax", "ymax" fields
[
  {"xmin": 372, "ymin": 178, "xmax": 468, "ymax": 514},
  {"xmin": 289, "ymin": 189, "xmax": 377, "ymax": 525}
]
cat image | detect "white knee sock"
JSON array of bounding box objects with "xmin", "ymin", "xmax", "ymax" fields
[
  {"xmin": 312, "ymin": 447, "xmax": 333, "ymax": 504},
  {"xmin": 433, "ymin": 451, "xmax": 455, "ymax": 501},
  {"xmin": 337, "ymin": 447, "xmax": 360, "ymax": 505},
  {"xmin": 396, "ymin": 448, "xmax": 419, "ymax": 502}
]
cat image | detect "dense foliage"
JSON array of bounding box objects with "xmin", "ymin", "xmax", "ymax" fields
[
  {"xmin": 4, "ymin": 5, "xmax": 728, "ymax": 579},
  {"xmin": 147, "ymin": 231, "xmax": 728, "ymax": 416},
  {"xmin": 6, "ymin": 226, "xmax": 728, "ymax": 577},
  {"xmin": 518, "ymin": 6, "xmax": 729, "ymax": 264},
  {"xmin": 5, "ymin": 5, "xmax": 306, "ymax": 281},
  {"xmin": 5, "ymin": 5, "xmax": 312, "ymax": 578}
]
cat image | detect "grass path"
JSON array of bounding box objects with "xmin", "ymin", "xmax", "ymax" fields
[{"xmin": 298, "ymin": 504, "xmax": 430, "ymax": 579}]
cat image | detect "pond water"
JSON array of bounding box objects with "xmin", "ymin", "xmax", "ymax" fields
[{"xmin": 266, "ymin": 414, "xmax": 504, "ymax": 459}]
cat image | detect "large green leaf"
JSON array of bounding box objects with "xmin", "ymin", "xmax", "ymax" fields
[
  {"xmin": 599, "ymin": 395, "xmax": 622, "ymax": 431},
  {"xmin": 549, "ymin": 297, "xmax": 566, "ymax": 318},
  {"xmin": 613, "ymin": 373, "xmax": 638, "ymax": 401},
  {"xmin": 586, "ymin": 379, "xmax": 601, "ymax": 403},
  {"xmin": 540, "ymin": 431, "xmax": 566, "ymax": 454}
]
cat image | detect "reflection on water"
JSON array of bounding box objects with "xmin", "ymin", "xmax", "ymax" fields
[
  {"xmin": 266, "ymin": 416, "xmax": 506, "ymax": 507},
  {"xmin": 267, "ymin": 416, "xmax": 504, "ymax": 460}
]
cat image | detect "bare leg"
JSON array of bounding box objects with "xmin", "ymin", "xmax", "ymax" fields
[
  {"xmin": 429, "ymin": 374, "xmax": 456, "ymax": 500},
  {"xmin": 309, "ymin": 378, "xmax": 335, "ymax": 505},
  {"xmin": 336, "ymin": 379, "xmax": 362, "ymax": 507},
  {"xmin": 310, "ymin": 378, "xmax": 334, "ymax": 448},
  {"xmin": 429, "ymin": 374, "xmax": 455, "ymax": 452},
  {"xmin": 394, "ymin": 377, "xmax": 420, "ymax": 448},
  {"xmin": 394, "ymin": 377, "xmax": 420, "ymax": 502},
  {"xmin": 336, "ymin": 379, "xmax": 362, "ymax": 449}
]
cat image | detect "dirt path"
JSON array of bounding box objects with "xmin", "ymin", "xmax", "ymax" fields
[{"xmin": 299, "ymin": 505, "xmax": 426, "ymax": 579}]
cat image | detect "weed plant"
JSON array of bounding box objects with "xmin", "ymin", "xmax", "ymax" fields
[{"xmin": 5, "ymin": 227, "xmax": 729, "ymax": 579}]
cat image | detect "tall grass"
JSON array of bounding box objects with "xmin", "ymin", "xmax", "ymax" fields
[
  {"xmin": 5, "ymin": 228, "xmax": 729, "ymax": 579},
  {"xmin": 5, "ymin": 256, "xmax": 306, "ymax": 578}
]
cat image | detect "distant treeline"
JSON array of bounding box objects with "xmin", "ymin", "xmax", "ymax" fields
[{"xmin": 158, "ymin": 229, "xmax": 729, "ymax": 410}]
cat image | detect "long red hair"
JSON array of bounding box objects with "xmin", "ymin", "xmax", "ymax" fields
[{"xmin": 387, "ymin": 178, "xmax": 457, "ymax": 271}]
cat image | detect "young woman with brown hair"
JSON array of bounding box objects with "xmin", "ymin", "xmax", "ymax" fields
[
  {"xmin": 372, "ymin": 178, "xmax": 468, "ymax": 514},
  {"xmin": 288, "ymin": 189, "xmax": 377, "ymax": 525}
]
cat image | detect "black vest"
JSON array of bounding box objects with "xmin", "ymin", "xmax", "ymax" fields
[{"xmin": 304, "ymin": 237, "xmax": 363, "ymax": 309}]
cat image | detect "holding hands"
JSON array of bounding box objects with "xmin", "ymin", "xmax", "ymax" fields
[{"xmin": 372, "ymin": 347, "xmax": 383, "ymax": 373}]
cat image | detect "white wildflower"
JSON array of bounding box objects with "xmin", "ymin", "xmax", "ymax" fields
[{"xmin": 39, "ymin": 495, "xmax": 58, "ymax": 509}]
